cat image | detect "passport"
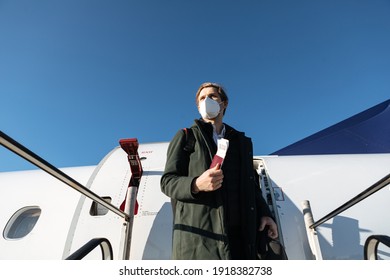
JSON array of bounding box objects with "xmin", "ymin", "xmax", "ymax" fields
[{"xmin": 210, "ymin": 138, "xmax": 229, "ymax": 168}]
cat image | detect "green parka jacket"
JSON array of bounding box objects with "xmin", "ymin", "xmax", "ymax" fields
[{"xmin": 161, "ymin": 119, "xmax": 272, "ymax": 260}]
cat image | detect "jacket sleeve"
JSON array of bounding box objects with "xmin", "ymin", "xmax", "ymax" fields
[{"xmin": 160, "ymin": 129, "xmax": 198, "ymax": 201}]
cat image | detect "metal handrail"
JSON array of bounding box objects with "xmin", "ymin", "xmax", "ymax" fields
[
  {"xmin": 310, "ymin": 172, "xmax": 390, "ymax": 229},
  {"xmin": 66, "ymin": 238, "xmax": 113, "ymax": 260},
  {"xmin": 364, "ymin": 235, "xmax": 390, "ymax": 260},
  {"xmin": 0, "ymin": 130, "xmax": 129, "ymax": 221}
]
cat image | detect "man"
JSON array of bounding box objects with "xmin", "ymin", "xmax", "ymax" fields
[{"xmin": 160, "ymin": 82, "xmax": 278, "ymax": 260}]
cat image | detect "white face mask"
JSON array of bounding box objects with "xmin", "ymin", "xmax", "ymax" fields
[{"xmin": 198, "ymin": 96, "xmax": 222, "ymax": 120}]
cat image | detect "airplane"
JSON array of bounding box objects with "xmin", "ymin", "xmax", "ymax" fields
[{"xmin": 0, "ymin": 99, "xmax": 390, "ymax": 260}]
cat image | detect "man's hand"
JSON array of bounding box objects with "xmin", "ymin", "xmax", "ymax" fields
[
  {"xmin": 192, "ymin": 163, "xmax": 224, "ymax": 193},
  {"xmin": 259, "ymin": 216, "xmax": 278, "ymax": 239}
]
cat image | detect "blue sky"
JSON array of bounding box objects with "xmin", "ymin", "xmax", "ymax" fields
[{"xmin": 1, "ymin": 0, "xmax": 390, "ymax": 172}]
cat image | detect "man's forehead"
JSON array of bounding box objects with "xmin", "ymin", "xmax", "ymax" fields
[{"xmin": 200, "ymin": 86, "xmax": 219, "ymax": 94}]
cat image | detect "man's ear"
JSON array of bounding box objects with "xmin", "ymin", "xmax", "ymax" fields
[
  {"xmin": 223, "ymin": 101, "xmax": 228, "ymax": 110},
  {"xmin": 222, "ymin": 101, "xmax": 228, "ymax": 115}
]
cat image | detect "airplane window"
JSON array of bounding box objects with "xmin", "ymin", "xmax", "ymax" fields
[
  {"xmin": 89, "ymin": 197, "xmax": 112, "ymax": 216},
  {"xmin": 3, "ymin": 207, "xmax": 41, "ymax": 240}
]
